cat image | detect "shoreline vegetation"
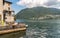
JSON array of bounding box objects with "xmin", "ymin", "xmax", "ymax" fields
[{"xmin": 16, "ymin": 15, "xmax": 60, "ymax": 21}]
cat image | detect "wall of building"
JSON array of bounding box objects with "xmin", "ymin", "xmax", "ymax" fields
[
  {"xmin": 5, "ymin": 16, "xmax": 14, "ymax": 22},
  {"xmin": 4, "ymin": 2, "xmax": 11, "ymax": 11},
  {"xmin": 0, "ymin": 0, "xmax": 4, "ymax": 25},
  {"xmin": 4, "ymin": 2, "xmax": 15, "ymax": 23},
  {"xmin": 0, "ymin": 0, "xmax": 3, "ymax": 21},
  {"xmin": 0, "ymin": 0, "xmax": 3, "ymax": 11},
  {"xmin": 0, "ymin": 0, "xmax": 15, "ymax": 25}
]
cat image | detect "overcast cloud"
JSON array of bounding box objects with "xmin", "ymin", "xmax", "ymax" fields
[{"xmin": 17, "ymin": 0, "xmax": 60, "ymax": 9}]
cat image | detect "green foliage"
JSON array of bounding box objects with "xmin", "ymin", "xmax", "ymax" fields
[{"xmin": 16, "ymin": 7, "xmax": 60, "ymax": 19}]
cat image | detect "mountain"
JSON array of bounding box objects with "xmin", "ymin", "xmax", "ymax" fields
[{"xmin": 16, "ymin": 7, "xmax": 60, "ymax": 19}]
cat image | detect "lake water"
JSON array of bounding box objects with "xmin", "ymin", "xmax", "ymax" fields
[{"xmin": 0, "ymin": 19, "xmax": 60, "ymax": 38}]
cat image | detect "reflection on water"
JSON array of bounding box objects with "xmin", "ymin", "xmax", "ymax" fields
[
  {"xmin": 1, "ymin": 20, "xmax": 60, "ymax": 38},
  {"xmin": 0, "ymin": 31, "xmax": 26, "ymax": 38}
]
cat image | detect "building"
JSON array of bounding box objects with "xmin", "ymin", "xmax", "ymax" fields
[{"xmin": 0, "ymin": 0, "xmax": 15, "ymax": 25}]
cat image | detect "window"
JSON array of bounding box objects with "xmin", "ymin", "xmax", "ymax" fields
[
  {"xmin": 0, "ymin": 15, "xmax": 1, "ymax": 21},
  {"xmin": 8, "ymin": 7, "xmax": 10, "ymax": 10}
]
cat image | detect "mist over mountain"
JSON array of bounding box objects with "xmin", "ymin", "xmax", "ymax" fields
[{"xmin": 16, "ymin": 7, "xmax": 60, "ymax": 19}]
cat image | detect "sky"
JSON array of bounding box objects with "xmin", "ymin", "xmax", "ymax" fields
[{"xmin": 6, "ymin": 0, "xmax": 60, "ymax": 14}]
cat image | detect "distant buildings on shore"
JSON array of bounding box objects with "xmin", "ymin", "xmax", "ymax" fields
[{"xmin": 29, "ymin": 15, "xmax": 60, "ymax": 20}]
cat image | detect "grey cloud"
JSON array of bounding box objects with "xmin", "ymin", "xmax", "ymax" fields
[
  {"xmin": 17, "ymin": 0, "xmax": 60, "ymax": 8},
  {"xmin": 44, "ymin": 0, "xmax": 58, "ymax": 6}
]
